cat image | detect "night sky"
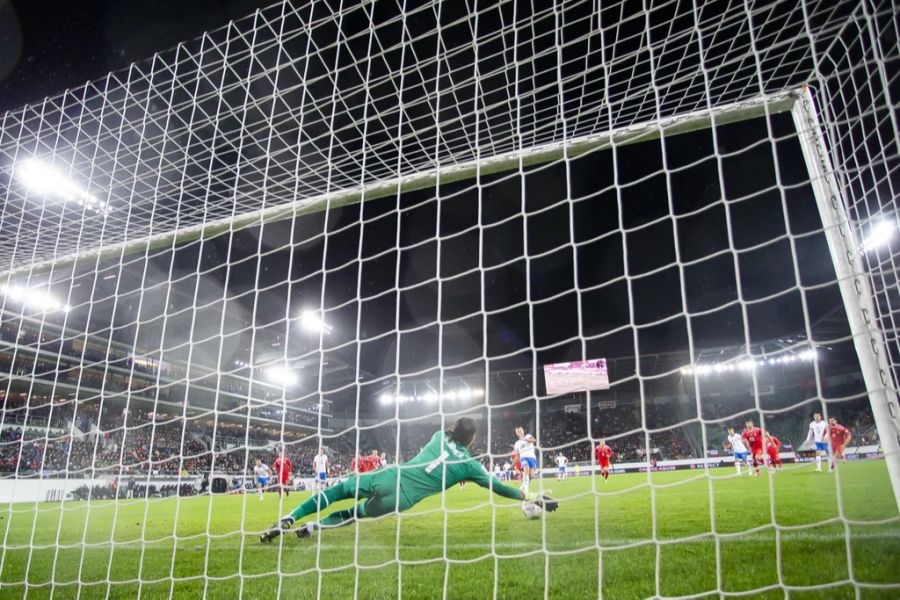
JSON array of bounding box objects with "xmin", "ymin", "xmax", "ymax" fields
[{"xmin": 0, "ymin": 0, "xmax": 276, "ymax": 113}]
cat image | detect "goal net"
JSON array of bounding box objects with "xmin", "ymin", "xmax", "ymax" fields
[{"xmin": 0, "ymin": 0, "xmax": 898, "ymax": 597}]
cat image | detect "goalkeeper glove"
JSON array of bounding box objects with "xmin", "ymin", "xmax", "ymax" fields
[{"xmin": 524, "ymin": 491, "xmax": 559, "ymax": 512}]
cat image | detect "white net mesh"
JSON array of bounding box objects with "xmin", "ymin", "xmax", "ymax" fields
[{"xmin": 0, "ymin": 0, "xmax": 898, "ymax": 597}]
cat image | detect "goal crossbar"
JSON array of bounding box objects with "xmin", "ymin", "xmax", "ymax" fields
[{"xmin": 0, "ymin": 91, "xmax": 799, "ymax": 281}]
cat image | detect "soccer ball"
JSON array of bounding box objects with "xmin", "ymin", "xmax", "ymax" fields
[{"xmin": 522, "ymin": 501, "xmax": 543, "ymax": 520}]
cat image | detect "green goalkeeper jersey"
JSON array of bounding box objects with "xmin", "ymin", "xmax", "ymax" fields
[{"xmin": 398, "ymin": 430, "xmax": 523, "ymax": 503}]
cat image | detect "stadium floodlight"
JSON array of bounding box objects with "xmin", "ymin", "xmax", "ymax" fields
[
  {"xmin": 299, "ymin": 310, "xmax": 333, "ymax": 334},
  {"xmin": 798, "ymin": 348, "xmax": 818, "ymax": 361},
  {"xmin": 682, "ymin": 349, "xmax": 818, "ymax": 377},
  {"xmin": 379, "ymin": 388, "xmax": 485, "ymax": 404},
  {"xmin": 265, "ymin": 365, "xmax": 298, "ymax": 387},
  {"xmin": 15, "ymin": 158, "xmax": 110, "ymax": 215},
  {"xmin": 861, "ymin": 220, "xmax": 896, "ymax": 252},
  {"xmin": 0, "ymin": 284, "xmax": 69, "ymax": 313}
]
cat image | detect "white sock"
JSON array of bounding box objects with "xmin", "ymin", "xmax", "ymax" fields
[
  {"xmin": 816, "ymin": 455, "xmax": 822, "ymax": 469},
  {"xmin": 522, "ymin": 477, "xmax": 530, "ymax": 494}
]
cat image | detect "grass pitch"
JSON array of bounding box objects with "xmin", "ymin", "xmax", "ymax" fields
[{"xmin": 1, "ymin": 460, "xmax": 898, "ymax": 599}]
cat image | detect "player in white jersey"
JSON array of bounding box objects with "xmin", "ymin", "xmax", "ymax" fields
[
  {"xmin": 555, "ymin": 453, "xmax": 568, "ymax": 480},
  {"xmin": 253, "ymin": 459, "xmax": 270, "ymax": 500},
  {"xmin": 725, "ymin": 427, "xmax": 750, "ymax": 475},
  {"xmin": 313, "ymin": 449, "xmax": 329, "ymax": 490},
  {"xmin": 514, "ymin": 426, "xmax": 537, "ymax": 493},
  {"xmin": 805, "ymin": 412, "xmax": 828, "ymax": 472}
]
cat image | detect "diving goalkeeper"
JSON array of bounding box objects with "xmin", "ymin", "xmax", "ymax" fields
[{"xmin": 260, "ymin": 417, "xmax": 557, "ymax": 542}]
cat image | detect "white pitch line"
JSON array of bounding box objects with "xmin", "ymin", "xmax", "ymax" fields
[{"xmin": 10, "ymin": 529, "xmax": 900, "ymax": 553}]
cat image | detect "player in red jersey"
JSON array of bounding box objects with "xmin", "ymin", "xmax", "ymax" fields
[
  {"xmin": 827, "ymin": 417, "xmax": 852, "ymax": 472},
  {"xmin": 594, "ymin": 439, "xmax": 614, "ymax": 481},
  {"xmin": 510, "ymin": 451, "xmax": 521, "ymax": 480},
  {"xmin": 763, "ymin": 432, "xmax": 782, "ymax": 471},
  {"xmin": 741, "ymin": 420, "xmax": 764, "ymax": 476},
  {"xmin": 351, "ymin": 454, "xmax": 375, "ymax": 473},
  {"xmin": 272, "ymin": 449, "xmax": 293, "ymax": 497},
  {"xmin": 369, "ymin": 449, "xmax": 382, "ymax": 470}
]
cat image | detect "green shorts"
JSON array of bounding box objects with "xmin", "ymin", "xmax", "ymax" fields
[{"xmin": 337, "ymin": 467, "xmax": 416, "ymax": 518}]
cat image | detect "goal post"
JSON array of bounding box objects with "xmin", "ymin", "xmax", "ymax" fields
[{"xmin": 791, "ymin": 86, "xmax": 900, "ymax": 510}]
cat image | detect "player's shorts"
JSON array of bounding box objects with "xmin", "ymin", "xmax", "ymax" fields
[
  {"xmin": 317, "ymin": 471, "xmax": 327, "ymax": 481},
  {"xmin": 815, "ymin": 441, "xmax": 828, "ymax": 452},
  {"xmin": 558, "ymin": 466, "xmax": 566, "ymax": 472},
  {"xmin": 734, "ymin": 451, "xmax": 747, "ymax": 461},
  {"xmin": 520, "ymin": 457, "xmax": 537, "ymax": 469},
  {"xmin": 256, "ymin": 476, "xmax": 269, "ymax": 486},
  {"xmin": 597, "ymin": 461, "xmax": 610, "ymax": 469},
  {"xmin": 337, "ymin": 466, "xmax": 415, "ymax": 518}
]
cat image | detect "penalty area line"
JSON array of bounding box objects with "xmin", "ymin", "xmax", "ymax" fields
[{"xmin": 19, "ymin": 529, "xmax": 900, "ymax": 553}]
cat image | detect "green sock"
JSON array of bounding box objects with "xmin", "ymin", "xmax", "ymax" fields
[{"xmin": 320, "ymin": 508, "xmax": 356, "ymax": 527}]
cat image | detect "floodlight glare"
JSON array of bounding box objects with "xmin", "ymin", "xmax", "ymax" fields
[
  {"xmin": 16, "ymin": 158, "xmax": 110, "ymax": 215},
  {"xmin": 0, "ymin": 284, "xmax": 69, "ymax": 314},
  {"xmin": 299, "ymin": 310, "xmax": 333, "ymax": 334},
  {"xmin": 798, "ymin": 348, "xmax": 818, "ymax": 361},
  {"xmin": 379, "ymin": 387, "xmax": 484, "ymax": 404},
  {"xmin": 684, "ymin": 348, "xmax": 819, "ymax": 378},
  {"xmin": 862, "ymin": 220, "xmax": 896, "ymax": 251},
  {"xmin": 266, "ymin": 365, "xmax": 298, "ymax": 387}
]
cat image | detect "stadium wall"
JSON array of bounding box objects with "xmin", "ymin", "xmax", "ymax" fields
[
  {"xmin": 0, "ymin": 478, "xmax": 107, "ymax": 503},
  {"xmin": 536, "ymin": 445, "xmax": 885, "ymax": 476}
]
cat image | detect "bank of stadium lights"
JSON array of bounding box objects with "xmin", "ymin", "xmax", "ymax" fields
[
  {"xmin": 15, "ymin": 158, "xmax": 110, "ymax": 216},
  {"xmin": 0, "ymin": 284, "xmax": 70, "ymax": 313},
  {"xmin": 681, "ymin": 348, "xmax": 818, "ymax": 377},
  {"xmin": 379, "ymin": 388, "xmax": 485, "ymax": 405},
  {"xmin": 265, "ymin": 365, "xmax": 298, "ymax": 387},
  {"xmin": 861, "ymin": 219, "xmax": 897, "ymax": 252},
  {"xmin": 299, "ymin": 310, "xmax": 332, "ymax": 335},
  {"xmin": 233, "ymin": 361, "xmax": 297, "ymax": 387}
]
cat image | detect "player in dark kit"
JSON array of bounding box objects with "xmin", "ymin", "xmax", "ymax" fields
[
  {"xmin": 260, "ymin": 417, "xmax": 558, "ymax": 542},
  {"xmin": 741, "ymin": 420, "xmax": 764, "ymax": 476}
]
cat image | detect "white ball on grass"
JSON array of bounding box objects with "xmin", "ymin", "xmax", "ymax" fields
[{"xmin": 521, "ymin": 501, "xmax": 543, "ymax": 520}]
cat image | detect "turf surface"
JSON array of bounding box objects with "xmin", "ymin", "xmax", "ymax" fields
[{"xmin": 1, "ymin": 460, "xmax": 898, "ymax": 599}]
